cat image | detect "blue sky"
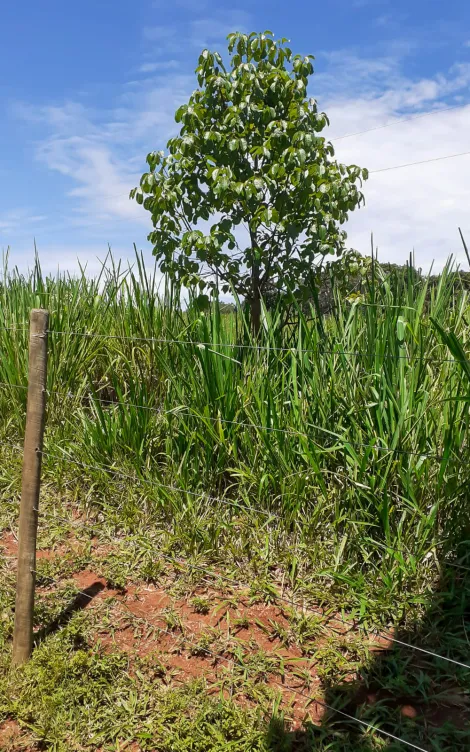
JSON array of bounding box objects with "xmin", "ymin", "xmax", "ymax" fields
[{"xmin": 1, "ymin": 0, "xmax": 470, "ymax": 275}]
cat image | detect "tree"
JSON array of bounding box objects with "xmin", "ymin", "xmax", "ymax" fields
[{"xmin": 131, "ymin": 31, "xmax": 368, "ymax": 333}]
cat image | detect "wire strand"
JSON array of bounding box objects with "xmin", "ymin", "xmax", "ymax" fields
[
  {"xmin": 0, "ymin": 325, "xmax": 29, "ymax": 333},
  {"xmin": 376, "ymin": 634, "xmax": 470, "ymax": 671},
  {"xmin": 44, "ymin": 329, "xmax": 470, "ymax": 367},
  {"xmin": 42, "ymin": 391, "xmax": 447, "ymax": 461},
  {"xmin": 30, "ymin": 567, "xmax": 429, "ymax": 751},
  {"xmin": 17, "ymin": 470, "xmax": 470, "ymax": 674},
  {"xmin": 370, "ymin": 150, "xmax": 470, "ymax": 174},
  {"xmin": 5, "ymin": 467, "xmax": 470, "ymax": 676},
  {"xmin": 45, "ymin": 328, "xmax": 470, "ymax": 363},
  {"xmin": 1, "ymin": 439, "xmax": 460, "ymax": 571},
  {"xmin": 18, "ymin": 491, "xmax": 470, "ymax": 577},
  {"xmin": 282, "ymin": 684, "xmax": 429, "ymax": 751},
  {"xmin": 331, "ymin": 102, "xmax": 470, "ymax": 142},
  {"xmin": 2, "ymin": 439, "xmax": 466, "ymax": 575},
  {"xmin": 171, "ymin": 410, "xmax": 446, "ymax": 460},
  {"xmin": 0, "ymin": 382, "xmax": 28, "ymax": 391},
  {"xmin": 30, "ymin": 570, "xmax": 100, "ymax": 603},
  {"xmin": 118, "ymin": 594, "xmax": 430, "ymax": 751},
  {"xmin": 39, "ymin": 449, "xmax": 275, "ymax": 517},
  {"xmin": 161, "ymin": 553, "xmax": 470, "ymax": 671},
  {"xmin": 3, "ymin": 440, "xmax": 470, "ymax": 670}
]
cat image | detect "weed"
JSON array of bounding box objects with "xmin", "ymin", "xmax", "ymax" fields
[
  {"xmin": 191, "ymin": 596, "xmax": 211, "ymax": 615},
  {"xmin": 1, "ymin": 252, "xmax": 470, "ymax": 749},
  {"xmin": 161, "ymin": 606, "xmax": 183, "ymax": 633},
  {"xmin": 233, "ymin": 615, "xmax": 250, "ymax": 631}
]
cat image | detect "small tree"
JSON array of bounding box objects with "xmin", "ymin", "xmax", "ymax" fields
[{"xmin": 132, "ymin": 31, "xmax": 368, "ymax": 332}]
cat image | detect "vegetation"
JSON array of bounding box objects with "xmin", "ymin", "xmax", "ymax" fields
[
  {"xmin": 1, "ymin": 251, "xmax": 470, "ymax": 749},
  {"xmin": 132, "ymin": 31, "xmax": 367, "ymax": 331}
]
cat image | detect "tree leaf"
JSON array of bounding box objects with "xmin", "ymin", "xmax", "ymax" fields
[{"xmin": 131, "ymin": 29, "xmax": 368, "ymax": 308}]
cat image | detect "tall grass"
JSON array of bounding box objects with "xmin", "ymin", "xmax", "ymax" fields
[{"xmin": 1, "ymin": 251, "xmax": 469, "ymax": 621}]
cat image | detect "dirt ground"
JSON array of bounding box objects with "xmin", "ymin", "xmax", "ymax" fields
[{"xmin": 2, "ymin": 529, "xmax": 469, "ymax": 751}]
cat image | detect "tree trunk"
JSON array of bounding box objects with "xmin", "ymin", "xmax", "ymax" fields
[
  {"xmin": 249, "ymin": 226, "xmax": 261, "ymax": 336},
  {"xmin": 251, "ymin": 260, "xmax": 261, "ymax": 336}
]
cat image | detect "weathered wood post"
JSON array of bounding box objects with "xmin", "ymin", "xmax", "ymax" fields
[{"xmin": 12, "ymin": 309, "xmax": 49, "ymax": 666}]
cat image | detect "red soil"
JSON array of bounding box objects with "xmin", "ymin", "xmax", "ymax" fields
[{"xmin": 2, "ymin": 528, "xmax": 469, "ymax": 736}]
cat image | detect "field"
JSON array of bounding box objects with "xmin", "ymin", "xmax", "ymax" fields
[{"xmin": 1, "ymin": 253, "xmax": 470, "ymax": 750}]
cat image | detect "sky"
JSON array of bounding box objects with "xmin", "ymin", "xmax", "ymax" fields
[{"xmin": 1, "ymin": 0, "xmax": 470, "ymax": 277}]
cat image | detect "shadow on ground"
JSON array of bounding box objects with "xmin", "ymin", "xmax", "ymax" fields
[
  {"xmin": 33, "ymin": 580, "xmax": 105, "ymax": 646},
  {"xmin": 264, "ymin": 552, "xmax": 470, "ymax": 750}
]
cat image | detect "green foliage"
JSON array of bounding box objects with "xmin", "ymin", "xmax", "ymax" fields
[
  {"xmin": 132, "ymin": 31, "xmax": 367, "ymax": 315},
  {"xmin": 1, "ymin": 244, "xmax": 470, "ymax": 751},
  {"xmin": 191, "ymin": 595, "xmax": 212, "ymax": 614},
  {"xmin": 0, "ymin": 250, "xmax": 470, "ymax": 620},
  {"xmin": 0, "ymin": 626, "xmax": 270, "ymax": 751}
]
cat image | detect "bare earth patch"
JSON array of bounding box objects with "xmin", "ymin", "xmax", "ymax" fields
[
  {"xmin": 0, "ymin": 719, "xmax": 29, "ymax": 752},
  {"xmin": 2, "ymin": 529, "xmax": 470, "ymax": 741}
]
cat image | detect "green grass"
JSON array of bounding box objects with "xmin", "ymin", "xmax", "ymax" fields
[
  {"xmin": 1, "ymin": 252, "xmax": 469, "ymax": 613},
  {"xmin": 1, "ymin": 251, "xmax": 470, "ymax": 749}
]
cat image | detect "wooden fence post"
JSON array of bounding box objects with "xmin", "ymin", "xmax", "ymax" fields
[{"xmin": 12, "ymin": 309, "xmax": 49, "ymax": 666}]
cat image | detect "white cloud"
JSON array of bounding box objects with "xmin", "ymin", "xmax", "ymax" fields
[
  {"xmin": 5, "ymin": 241, "xmax": 161, "ymax": 281},
  {"xmin": 352, "ymin": 0, "xmax": 388, "ymax": 7},
  {"xmin": 143, "ymin": 11, "xmax": 251, "ymax": 54},
  {"xmin": 0, "ymin": 209, "xmax": 47, "ymax": 234},
  {"xmin": 139, "ymin": 60, "xmax": 179, "ymax": 74},
  {"xmin": 13, "ymin": 72, "xmax": 195, "ymax": 232},
  {"xmin": 39, "ymin": 139, "xmax": 143, "ymax": 224},
  {"xmin": 317, "ymin": 52, "xmax": 470, "ymax": 270},
  {"xmin": 10, "ymin": 31, "xmax": 470, "ymax": 275},
  {"xmin": 141, "ymin": 25, "xmax": 185, "ymax": 57},
  {"xmin": 374, "ymin": 12, "xmax": 408, "ymax": 29},
  {"xmin": 152, "ymin": 0, "xmax": 208, "ymax": 8}
]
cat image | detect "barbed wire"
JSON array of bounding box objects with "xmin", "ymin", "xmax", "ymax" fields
[
  {"xmin": 330, "ymin": 101, "xmax": 470, "ymax": 142},
  {"xmin": 0, "ymin": 372, "xmax": 460, "ymax": 463},
  {"xmin": 1, "ymin": 317, "xmax": 470, "ymax": 369},
  {"xmin": 30, "ymin": 569, "xmax": 102, "ymax": 605},
  {"xmin": 0, "ymin": 325, "xmax": 29, "ymax": 333},
  {"xmin": 122, "ymin": 589, "xmax": 431, "ymax": 751},
  {"xmin": 0, "ymin": 380, "xmax": 448, "ymax": 463},
  {"xmin": 2, "ymin": 100, "xmax": 467, "ymax": 229},
  {"xmin": 38, "ymin": 391, "xmax": 450, "ymax": 462},
  {"xmin": 3, "ymin": 446, "xmax": 470, "ymax": 679},
  {"xmin": 0, "ymin": 477, "xmax": 446, "ymax": 575},
  {"xmin": 6, "ymin": 124, "xmax": 470, "ymax": 232},
  {"xmin": 0, "ymin": 381, "xmax": 28, "ymax": 391},
  {"xmin": 44, "ymin": 328, "xmax": 470, "ymax": 366},
  {"xmin": 0, "ymin": 436, "xmax": 464, "ymax": 570},
  {"xmin": 25, "ymin": 565, "xmax": 429, "ymax": 750},
  {"xmin": 158, "ymin": 553, "xmax": 470, "ymax": 672},
  {"xmin": 6, "ymin": 459, "xmax": 469, "ymax": 674},
  {"xmin": 4, "ymin": 429, "xmax": 470, "ymax": 577},
  {"xmin": 168, "ymin": 410, "xmax": 447, "ymax": 460},
  {"xmin": 1, "ymin": 310, "xmax": 469, "ymax": 698},
  {"xmin": 37, "ymin": 448, "xmax": 276, "ymax": 518},
  {"xmin": 370, "ymin": 150, "xmax": 470, "ymax": 174},
  {"xmin": 13, "ymin": 483, "xmax": 469, "ymax": 577}
]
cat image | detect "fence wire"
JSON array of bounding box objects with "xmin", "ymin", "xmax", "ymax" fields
[
  {"xmin": 2, "ymin": 313, "xmax": 470, "ymax": 748},
  {"xmin": 44, "ymin": 328, "xmax": 470, "ymax": 366},
  {"xmin": 4, "ymin": 383, "xmax": 452, "ymax": 463},
  {"xmin": 2, "ymin": 322, "xmax": 470, "ymax": 365},
  {"xmin": 5, "ymin": 459, "xmax": 469, "ymax": 674},
  {"xmin": 2, "ymin": 437, "xmax": 469, "ymax": 574},
  {"xmin": 24, "ymin": 566, "xmax": 430, "ymax": 752},
  {"xmin": 330, "ymin": 101, "xmax": 470, "ymax": 142}
]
